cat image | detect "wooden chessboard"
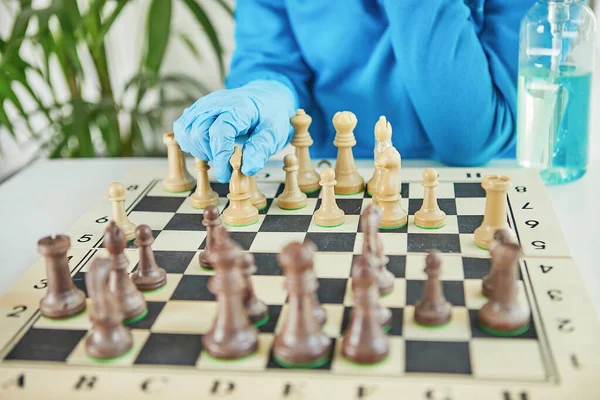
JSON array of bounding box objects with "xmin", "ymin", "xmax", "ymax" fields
[{"xmin": 0, "ymin": 165, "xmax": 598, "ymax": 400}]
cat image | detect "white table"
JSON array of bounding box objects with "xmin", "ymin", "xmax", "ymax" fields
[{"xmin": 1, "ymin": 158, "xmax": 598, "ymax": 316}]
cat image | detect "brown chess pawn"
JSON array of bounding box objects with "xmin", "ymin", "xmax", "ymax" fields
[
  {"xmin": 198, "ymin": 205, "xmax": 223, "ymax": 270},
  {"xmin": 479, "ymin": 242, "xmax": 531, "ymax": 335},
  {"xmin": 85, "ymin": 257, "xmax": 133, "ymax": 359},
  {"xmin": 414, "ymin": 252, "xmax": 452, "ymax": 326},
  {"xmin": 240, "ymin": 252, "xmax": 269, "ymax": 325},
  {"xmin": 162, "ymin": 132, "xmax": 195, "ymax": 192},
  {"xmin": 132, "ymin": 225, "xmax": 167, "ymax": 291},
  {"xmin": 367, "ymin": 116, "xmax": 393, "ymax": 199},
  {"xmin": 104, "ymin": 221, "xmax": 147, "ymax": 323},
  {"xmin": 290, "ymin": 109, "xmax": 320, "ymax": 193},
  {"xmin": 361, "ymin": 204, "xmax": 395, "ymax": 295},
  {"xmin": 38, "ymin": 235, "xmax": 86, "ymax": 319},
  {"xmin": 190, "ymin": 158, "xmax": 219, "ymax": 209},
  {"xmin": 203, "ymin": 229, "xmax": 258, "ymax": 359},
  {"xmin": 351, "ymin": 254, "xmax": 392, "ymax": 328},
  {"xmin": 274, "ymin": 241, "xmax": 331, "ymax": 367},
  {"xmin": 482, "ymin": 229, "xmax": 517, "ymax": 296},
  {"xmin": 342, "ymin": 255, "xmax": 390, "ymax": 364}
]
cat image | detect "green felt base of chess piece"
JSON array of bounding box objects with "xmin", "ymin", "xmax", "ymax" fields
[
  {"xmin": 278, "ymin": 204, "xmax": 307, "ymax": 211},
  {"xmin": 142, "ymin": 284, "xmax": 167, "ymax": 294},
  {"xmin": 315, "ymin": 221, "xmax": 345, "ymax": 228},
  {"xmin": 274, "ymin": 354, "xmax": 330, "ymax": 369},
  {"xmin": 88, "ymin": 346, "xmax": 134, "ymax": 363},
  {"xmin": 253, "ymin": 314, "xmax": 269, "ymax": 328},
  {"xmin": 478, "ymin": 320, "xmax": 530, "ymax": 337},
  {"xmin": 378, "ymin": 222, "xmax": 408, "ymax": 230},
  {"xmin": 191, "ymin": 200, "xmax": 220, "ymax": 210},
  {"xmin": 41, "ymin": 308, "xmax": 87, "ymax": 322},
  {"xmin": 383, "ymin": 324, "xmax": 391, "ymax": 333},
  {"xmin": 124, "ymin": 308, "xmax": 148, "ymax": 325},
  {"xmin": 303, "ymin": 188, "xmax": 321, "ymax": 194},
  {"xmin": 414, "ymin": 319, "xmax": 452, "ymax": 329},
  {"xmin": 223, "ymin": 221, "xmax": 259, "ymax": 228},
  {"xmin": 415, "ymin": 224, "xmax": 445, "ymax": 230}
]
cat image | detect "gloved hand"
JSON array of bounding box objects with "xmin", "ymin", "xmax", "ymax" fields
[{"xmin": 173, "ymin": 80, "xmax": 295, "ymax": 183}]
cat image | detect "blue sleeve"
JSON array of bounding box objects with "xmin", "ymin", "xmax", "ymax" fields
[
  {"xmin": 225, "ymin": 0, "xmax": 312, "ymax": 111},
  {"xmin": 382, "ymin": 0, "xmax": 534, "ymax": 165}
]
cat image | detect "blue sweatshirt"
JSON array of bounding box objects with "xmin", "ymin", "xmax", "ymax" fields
[{"xmin": 225, "ymin": 0, "xmax": 534, "ymax": 165}]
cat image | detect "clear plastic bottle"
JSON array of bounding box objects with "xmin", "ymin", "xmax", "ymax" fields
[{"xmin": 517, "ymin": 0, "xmax": 596, "ymax": 184}]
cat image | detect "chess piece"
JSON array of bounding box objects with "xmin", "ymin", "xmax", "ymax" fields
[
  {"xmin": 361, "ymin": 204, "xmax": 394, "ymax": 295},
  {"xmin": 367, "ymin": 116, "xmax": 393, "ymax": 200},
  {"xmin": 132, "ymin": 225, "xmax": 167, "ymax": 291},
  {"xmin": 203, "ymin": 230, "xmax": 258, "ymax": 359},
  {"xmin": 414, "ymin": 252, "xmax": 452, "ymax": 326},
  {"xmin": 85, "ymin": 257, "xmax": 133, "ymax": 359},
  {"xmin": 342, "ymin": 255, "xmax": 390, "ymax": 364},
  {"xmin": 105, "ymin": 221, "xmax": 147, "ymax": 323},
  {"xmin": 248, "ymin": 175, "xmax": 268, "ymax": 211},
  {"xmin": 351, "ymin": 253, "xmax": 392, "ymax": 328},
  {"xmin": 190, "ymin": 158, "xmax": 219, "ymax": 209},
  {"xmin": 37, "ymin": 235, "xmax": 86, "ymax": 319},
  {"xmin": 108, "ymin": 182, "xmax": 137, "ymax": 242},
  {"xmin": 332, "ymin": 111, "xmax": 365, "ymax": 195},
  {"xmin": 277, "ymin": 154, "xmax": 307, "ymax": 210},
  {"xmin": 222, "ymin": 147, "xmax": 259, "ymax": 226},
  {"xmin": 474, "ymin": 175, "xmax": 513, "ymax": 250},
  {"xmin": 274, "ymin": 242, "xmax": 331, "ymax": 367},
  {"xmin": 314, "ymin": 168, "xmax": 345, "ymax": 227},
  {"xmin": 199, "ymin": 204, "xmax": 223, "ymax": 270},
  {"xmin": 414, "ymin": 168, "xmax": 446, "ymax": 229},
  {"xmin": 240, "ymin": 252, "xmax": 269, "ymax": 325},
  {"xmin": 482, "ymin": 229, "xmax": 517, "ymax": 296},
  {"xmin": 162, "ymin": 132, "xmax": 195, "ymax": 192},
  {"xmin": 291, "ymin": 109, "xmax": 320, "ymax": 193},
  {"xmin": 479, "ymin": 242, "xmax": 531, "ymax": 335},
  {"xmin": 374, "ymin": 146, "xmax": 408, "ymax": 229}
]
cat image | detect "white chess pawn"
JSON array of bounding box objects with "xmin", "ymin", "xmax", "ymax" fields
[
  {"xmin": 333, "ymin": 111, "xmax": 364, "ymax": 195},
  {"xmin": 248, "ymin": 175, "xmax": 267, "ymax": 211},
  {"xmin": 108, "ymin": 182, "xmax": 137, "ymax": 242},
  {"xmin": 190, "ymin": 159, "xmax": 219, "ymax": 209},
  {"xmin": 414, "ymin": 168, "xmax": 446, "ymax": 229},
  {"xmin": 291, "ymin": 109, "xmax": 320, "ymax": 194},
  {"xmin": 277, "ymin": 154, "xmax": 307, "ymax": 210},
  {"xmin": 162, "ymin": 132, "xmax": 194, "ymax": 192},
  {"xmin": 314, "ymin": 168, "xmax": 345, "ymax": 227}
]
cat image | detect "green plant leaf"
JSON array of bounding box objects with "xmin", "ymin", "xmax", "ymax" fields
[
  {"xmin": 95, "ymin": 0, "xmax": 128, "ymax": 50},
  {"xmin": 214, "ymin": 0, "xmax": 234, "ymax": 16},
  {"xmin": 143, "ymin": 0, "xmax": 172, "ymax": 83},
  {"xmin": 176, "ymin": 31, "xmax": 202, "ymax": 62},
  {"xmin": 180, "ymin": 0, "xmax": 226, "ymax": 80}
]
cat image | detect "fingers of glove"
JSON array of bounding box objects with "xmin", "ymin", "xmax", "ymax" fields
[
  {"xmin": 208, "ymin": 113, "xmax": 240, "ymax": 183},
  {"xmin": 173, "ymin": 109, "xmax": 213, "ymax": 160},
  {"xmin": 241, "ymin": 128, "xmax": 279, "ymax": 176}
]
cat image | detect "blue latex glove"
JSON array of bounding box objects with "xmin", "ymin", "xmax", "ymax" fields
[{"xmin": 173, "ymin": 80, "xmax": 295, "ymax": 183}]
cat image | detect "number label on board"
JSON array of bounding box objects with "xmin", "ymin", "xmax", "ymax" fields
[
  {"xmin": 540, "ymin": 265, "xmax": 553, "ymax": 273},
  {"xmin": 34, "ymin": 279, "xmax": 47, "ymax": 289},
  {"xmin": 77, "ymin": 234, "xmax": 93, "ymax": 243},
  {"xmin": 95, "ymin": 216, "xmax": 108, "ymax": 224},
  {"xmin": 522, "ymin": 202, "xmax": 533, "ymax": 210},
  {"xmin": 548, "ymin": 289, "xmax": 563, "ymax": 301},
  {"xmin": 532, "ymin": 240, "xmax": 546, "ymax": 250},
  {"xmin": 558, "ymin": 319, "xmax": 574, "ymax": 333},
  {"xmin": 515, "ymin": 186, "xmax": 527, "ymax": 193},
  {"xmin": 6, "ymin": 305, "xmax": 27, "ymax": 318},
  {"xmin": 127, "ymin": 184, "xmax": 139, "ymax": 191},
  {"xmin": 525, "ymin": 220, "xmax": 539, "ymax": 228}
]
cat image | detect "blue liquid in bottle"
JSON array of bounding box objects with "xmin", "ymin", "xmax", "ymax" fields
[{"xmin": 517, "ymin": 66, "xmax": 592, "ymax": 184}]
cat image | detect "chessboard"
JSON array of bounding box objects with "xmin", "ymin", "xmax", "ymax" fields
[{"xmin": 0, "ymin": 163, "xmax": 598, "ymax": 400}]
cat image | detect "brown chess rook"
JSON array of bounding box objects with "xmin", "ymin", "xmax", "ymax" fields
[
  {"xmin": 367, "ymin": 116, "xmax": 393, "ymax": 199},
  {"xmin": 361, "ymin": 204, "xmax": 395, "ymax": 295},
  {"xmin": 190, "ymin": 158, "xmax": 219, "ymax": 209},
  {"xmin": 240, "ymin": 252, "xmax": 268, "ymax": 324},
  {"xmin": 351, "ymin": 253, "xmax": 392, "ymax": 328},
  {"xmin": 202, "ymin": 229, "xmax": 258, "ymax": 359},
  {"xmin": 105, "ymin": 221, "xmax": 147, "ymax": 322},
  {"xmin": 291, "ymin": 109, "xmax": 320, "ymax": 193},
  {"xmin": 482, "ymin": 229, "xmax": 517, "ymax": 296},
  {"xmin": 474, "ymin": 175, "xmax": 513, "ymax": 249},
  {"xmin": 274, "ymin": 241, "xmax": 331, "ymax": 366},
  {"xmin": 333, "ymin": 111, "xmax": 365, "ymax": 195},
  {"xmin": 342, "ymin": 255, "xmax": 390, "ymax": 364},
  {"xmin": 414, "ymin": 252, "xmax": 452, "ymax": 326},
  {"xmin": 162, "ymin": 132, "xmax": 195, "ymax": 192},
  {"xmin": 85, "ymin": 257, "xmax": 133, "ymax": 359},
  {"xmin": 132, "ymin": 225, "xmax": 167, "ymax": 291},
  {"xmin": 198, "ymin": 205, "xmax": 223, "ymax": 270},
  {"xmin": 38, "ymin": 235, "xmax": 86, "ymax": 319},
  {"xmin": 479, "ymin": 241, "xmax": 531, "ymax": 334}
]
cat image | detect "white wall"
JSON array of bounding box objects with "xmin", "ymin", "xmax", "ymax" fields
[{"xmin": 0, "ymin": 1, "xmax": 599, "ymax": 180}]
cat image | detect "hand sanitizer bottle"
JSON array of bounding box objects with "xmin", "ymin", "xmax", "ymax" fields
[{"xmin": 517, "ymin": 0, "xmax": 596, "ymax": 184}]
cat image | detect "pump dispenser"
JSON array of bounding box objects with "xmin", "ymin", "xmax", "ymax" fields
[{"xmin": 517, "ymin": 0, "xmax": 596, "ymax": 184}]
